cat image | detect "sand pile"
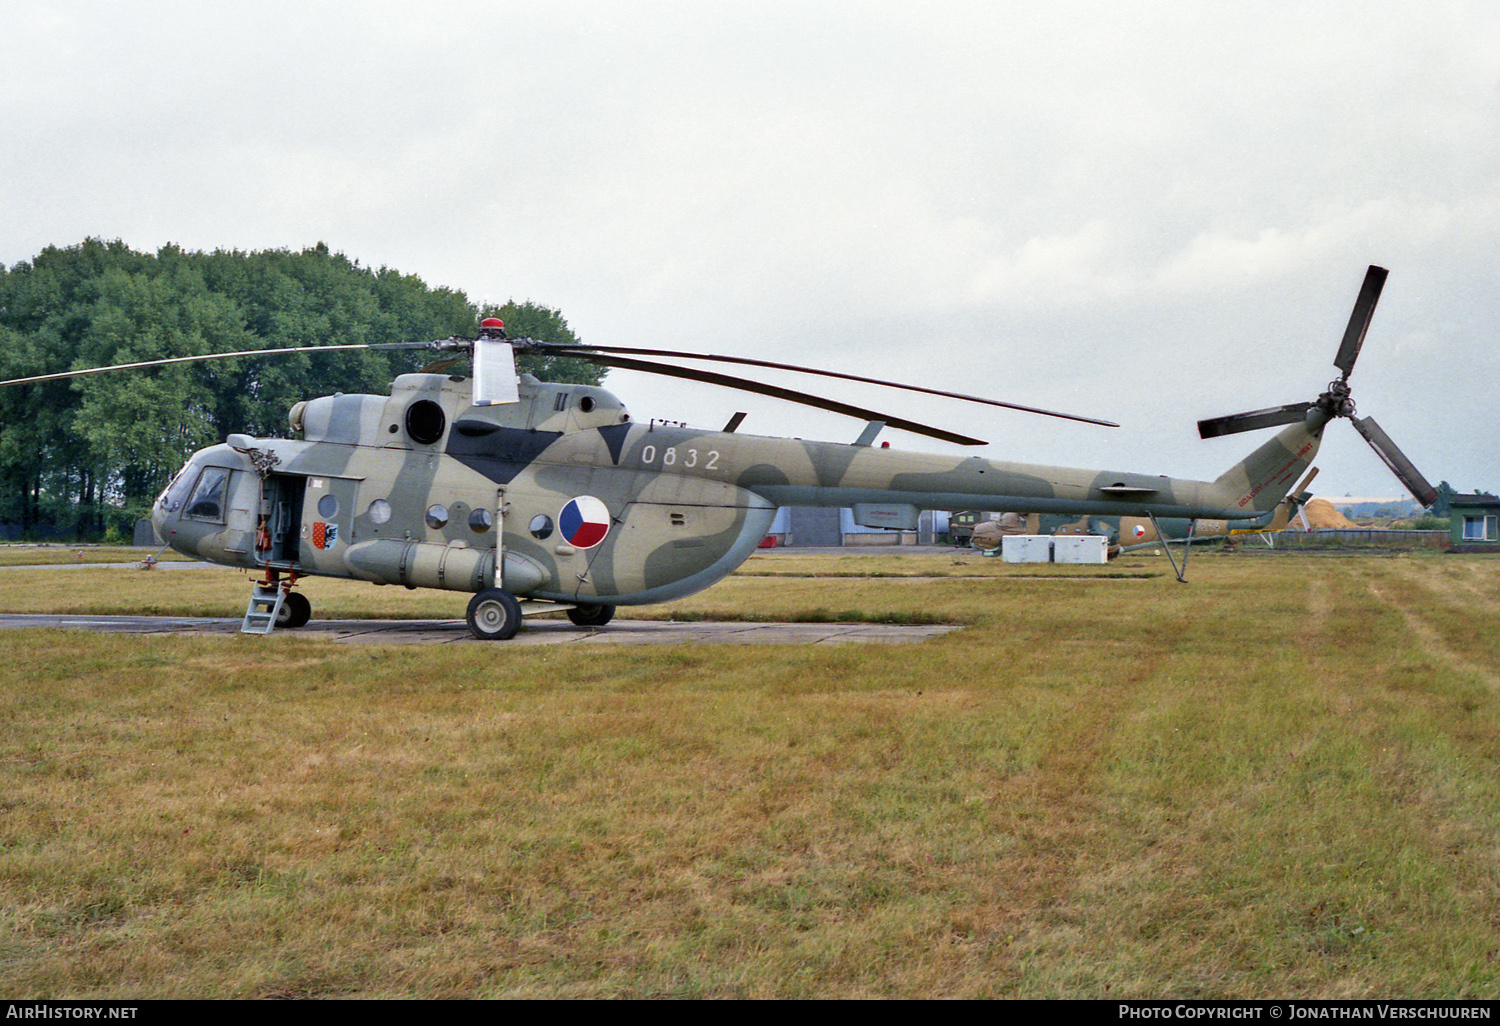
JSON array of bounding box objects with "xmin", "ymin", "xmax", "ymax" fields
[{"xmin": 1288, "ymin": 498, "xmax": 1359, "ymax": 530}]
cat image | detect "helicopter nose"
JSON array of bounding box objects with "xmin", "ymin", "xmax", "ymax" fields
[
  {"xmin": 150, "ymin": 463, "xmax": 193, "ymax": 550},
  {"xmin": 149, "ymin": 496, "xmax": 173, "ymax": 547}
]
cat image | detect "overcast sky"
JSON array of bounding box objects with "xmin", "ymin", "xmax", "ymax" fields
[{"xmin": 3, "ymin": 1, "xmax": 1496, "ymax": 500}]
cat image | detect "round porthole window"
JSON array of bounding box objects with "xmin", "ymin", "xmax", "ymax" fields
[
  {"xmin": 368, "ymin": 499, "xmax": 392, "ymax": 524},
  {"xmin": 469, "ymin": 508, "xmax": 493, "ymax": 533},
  {"xmin": 425, "ymin": 504, "xmax": 449, "ymax": 529},
  {"xmin": 528, "ymin": 514, "xmax": 553, "ymax": 540},
  {"xmin": 317, "ymin": 493, "xmax": 338, "ymax": 518},
  {"xmin": 405, "ymin": 399, "xmax": 446, "ymax": 445}
]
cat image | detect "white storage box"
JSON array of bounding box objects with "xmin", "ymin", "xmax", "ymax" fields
[
  {"xmin": 1052, "ymin": 535, "xmax": 1109, "ymax": 564},
  {"xmin": 1001, "ymin": 535, "xmax": 1053, "ymax": 563}
]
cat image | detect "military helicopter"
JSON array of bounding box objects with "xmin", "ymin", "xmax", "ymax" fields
[{"xmin": 0, "ymin": 266, "xmax": 1433, "ymax": 639}]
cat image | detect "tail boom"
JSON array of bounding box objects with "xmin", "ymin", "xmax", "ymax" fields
[{"xmin": 702, "ymin": 413, "xmax": 1327, "ymax": 523}]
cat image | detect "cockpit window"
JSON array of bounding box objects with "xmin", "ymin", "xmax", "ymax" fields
[
  {"xmin": 183, "ymin": 467, "xmax": 232, "ymax": 522},
  {"xmin": 157, "ymin": 463, "xmax": 195, "ymax": 513}
]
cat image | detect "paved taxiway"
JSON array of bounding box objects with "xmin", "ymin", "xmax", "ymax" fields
[
  {"xmin": 0, "ymin": 613, "xmax": 958, "ymax": 646},
  {"xmin": 2, "ymin": 547, "xmax": 970, "ymax": 645}
]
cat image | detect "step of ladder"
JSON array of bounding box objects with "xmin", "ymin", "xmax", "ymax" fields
[{"xmin": 241, "ymin": 584, "xmax": 286, "ymax": 635}]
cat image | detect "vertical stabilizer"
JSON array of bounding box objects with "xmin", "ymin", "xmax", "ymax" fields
[{"xmin": 1210, "ymin": 412, "xmax": 1328, "ymax": 515}]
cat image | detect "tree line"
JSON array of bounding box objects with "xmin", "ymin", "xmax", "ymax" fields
[{"xmin": 0, "ymin": 239, "xmax": 600, "ymax": 540}]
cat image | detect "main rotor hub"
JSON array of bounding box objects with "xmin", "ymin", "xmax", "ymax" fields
[{"xmin": 1320, "ymin": 379, "xmax": 1356, "ymax": 419}]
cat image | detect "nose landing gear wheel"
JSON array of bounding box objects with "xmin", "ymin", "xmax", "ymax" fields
[
  {"xmin": 276, "ymin": 591, "xmax": 312, "ymax": 629},
  {"xmin": 466, "ymin": 588, "xmax": 522, "ymax": 640}
]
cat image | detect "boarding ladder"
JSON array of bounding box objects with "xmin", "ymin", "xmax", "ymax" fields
[{"xmin": 240, "ymin": 582, "xmax": 286, "ymax": 635}]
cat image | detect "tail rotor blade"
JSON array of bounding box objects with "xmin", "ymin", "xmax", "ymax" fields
[
  {"xmin": 1333, "ymin": 265, "xmax": 1388, "ymax": 379},
  {"xmin": 1291, "ymin": 465, "xmax": 1319, "ymax": 501},
  {"xmin": 1198, "ymin": 402, "xmax": 1314, "ymax": 439},
  {"xmin": 1350, "ymin": 415, "xmax": 1438, "ymax": 506}
]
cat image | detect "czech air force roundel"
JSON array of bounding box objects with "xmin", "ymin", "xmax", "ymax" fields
[{"xmin": 559, "ymin": 496, "xmax": 611, "ymax": 549}]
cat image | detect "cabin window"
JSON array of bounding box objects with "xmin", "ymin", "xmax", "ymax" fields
[
  {"xmin": 425, "ymin": 504, "xmax": 449, "ymax": 530},
  {"xmin": 183, "ymin": 467, "xmax": 232, "ymax": 523},
  {"xmin": 317, "ymin": 493, "xmax": 339, "ymax": 518},
  {"xmin": 529, "ymin": 514, "xmax": 553, "ymax": 540},
  {"xmin": 468, "ymin": 509, "xmax": 493, "ymax": 533},
  {"xmin": 368, "ymin": 499, "xmax": 392, "ymax": 524}
]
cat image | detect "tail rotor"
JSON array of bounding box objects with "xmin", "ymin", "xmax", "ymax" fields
[{"xmin": 1196, "ymin": 266, "xmax": 1437, "ymax": 507}]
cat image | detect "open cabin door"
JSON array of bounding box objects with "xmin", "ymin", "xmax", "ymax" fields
[
  {"xmin": 257, "ymin": 473, "xmax": 360, "ymax": 574},
  {"xmin": 258, "ymin": 473, "xmax": 305, "ymax": 567}
]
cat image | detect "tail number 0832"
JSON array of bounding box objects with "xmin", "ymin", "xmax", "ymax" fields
[{"xmin": 639, "ymin": 445, "xmax": 719, "ymax": 471}]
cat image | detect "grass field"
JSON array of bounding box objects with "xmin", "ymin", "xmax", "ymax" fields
[
  {"xmin": 1, "ymin": 549, "xmax": 1497, "ymax": 998},
  {"xmin": 0, "ymin": 545, "xmax": 194, "ymax": 567}
]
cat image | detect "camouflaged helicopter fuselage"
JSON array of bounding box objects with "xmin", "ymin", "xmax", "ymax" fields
[{"xmin": 154, "ymin": 373, "xmax": 1325, "ymax": 607}]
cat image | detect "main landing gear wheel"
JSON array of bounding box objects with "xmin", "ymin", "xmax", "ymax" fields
[
  {"xmin": 566, "ymin": 603, "xmax": 616, "ymax": 628},
  {"xmin": 276, "ymin": 591, "xmax": 311, "ymax": 629},
  {"xmin": 466, "ymin": 588, "xmax": 523, "ymax": 641}
]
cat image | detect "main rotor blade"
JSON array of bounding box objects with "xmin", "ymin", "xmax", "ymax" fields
[
  {"xmin": 1333, "ymin": 265, "xmax": 1388, "ymax": 379},
  {"xmin": 1198, "ymin": 402, "xmax": 1315, "ymax": 439},
  {"xmin": 527, "ymin": 342, "xmax": 1118, "ymax": 428},
  {"xmin": 1350, "ymin": 415, "xmax": 1438, "ymax": 506},
  {"xmin": 574, "ymin": 351, "xmax": 987, "ymax": 446},
  {"xmin": 0, "ymin": 342, "xmax": 436, "ymax": 388}
]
